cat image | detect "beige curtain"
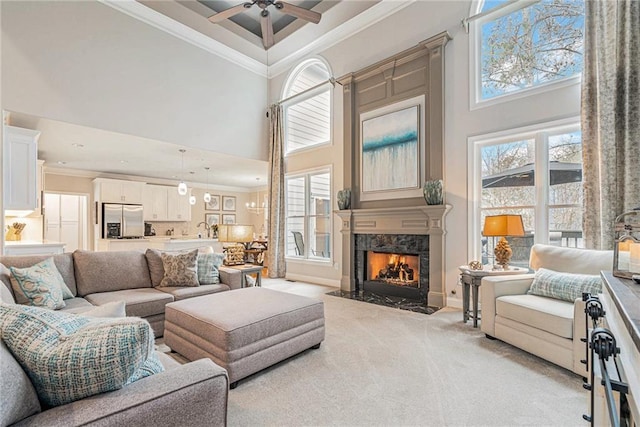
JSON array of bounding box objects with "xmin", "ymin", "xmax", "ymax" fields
[
  {"xmin": 267, "ymin": 104, "xmax": 286, "ymax": 277},
  {"xmin": 581, "ymin": 0, "xmax": 640, "ymax": 250}
]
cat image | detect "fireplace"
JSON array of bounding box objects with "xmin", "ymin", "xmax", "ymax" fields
[{"xmin": 355, "ymin": 234, "xmax": 429, "ymax": 303}]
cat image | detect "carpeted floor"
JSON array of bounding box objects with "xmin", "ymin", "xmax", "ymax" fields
[{"xmin": 164, "ymin": 279, "xmax": 586, "ymax": 426}]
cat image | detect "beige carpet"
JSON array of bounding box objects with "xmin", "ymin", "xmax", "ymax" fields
[{"xmin": 162, "ymin": 280, "xmax": 586, "ymax": 426}]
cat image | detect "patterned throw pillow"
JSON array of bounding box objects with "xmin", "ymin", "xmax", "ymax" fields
[
  {"xmin": 527, "ymin": 268, "xmax": 602, "ymax": 302},
  {"xmin": 197, "ymin": 253, "xmax": 225, "ymax": 285},
  {"xmin": 9, "ymin": 258, "xmax": 74, "ymax": 309},
  {"xmin": 0, "ymin": 303, "xmax": 163, "ymax": 407},
  {"xmin": 159, "ymin": 249, "xmax": 199, "ymax": 287}
]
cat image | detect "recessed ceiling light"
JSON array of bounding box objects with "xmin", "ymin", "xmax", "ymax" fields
[
  {"xmin": 57, "ymin": 161, "xmax": 67, "ymax": 165},
  {"xmin": 71, "ymin": 143, "xmax": 84, "ymax": 148},
  {"xmin": 120, "ymin": 160, "xmax": 128, "ymax": 164}
]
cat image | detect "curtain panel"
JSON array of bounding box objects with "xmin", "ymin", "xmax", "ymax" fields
[
  {"xmin": 267, "ymin": 104, "xmax": 286, "ymax": 277},
  {"xmin": 581, "ymin": 0, "xmax": 640, "ymax": 249}
]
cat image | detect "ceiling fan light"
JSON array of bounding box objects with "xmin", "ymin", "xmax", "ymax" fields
[
  {"xmin": 178, "ymin": 182, "xmax": 188, "ymax": 196},
  {"xmin": 204, "ymin": 192, "xmax": 212, "ymax": 203},
  {"xmin": 189, "ymin": 195, "xmax": 197, "ymax": 205}
]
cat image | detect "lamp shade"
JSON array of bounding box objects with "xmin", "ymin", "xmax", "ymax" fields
[
  {"xmin": 482, "ymin": 214, "xmax": 525, "ymax": 237},
  {"xmin": 217, "ymin": 224, "xmax": 254, "ymax": 243}
]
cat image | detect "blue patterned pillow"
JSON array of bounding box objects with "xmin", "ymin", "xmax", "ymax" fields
[
  {"xmin": 0, "ymin": 303, "xmax": 163, "ymax": 407},
  {"xmin": 197, "ymin": 253, "xmax": 225, "ymax": 285},
  {"xmin": 9, "ymin": 258, "xmax": 73, "ymax": 309},
  {"xmin": 527, "ymin": 268, "xmax": 602, "ymax": 302}
]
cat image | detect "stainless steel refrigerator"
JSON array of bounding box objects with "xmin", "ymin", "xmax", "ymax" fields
[{"xmin": 102, "ymin": 203, "xmax": 144, "ymax": 238}]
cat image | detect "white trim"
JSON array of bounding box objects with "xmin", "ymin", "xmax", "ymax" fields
[
  {"xmin": 100, "ymin": 0, "xmax": 414, "ymax": 80},
  {"xmin": 100, "ymin": 0, "xmax": 268, "ymax": 77},
  {"xmin": 285, "ymin": 272, "xmax": 340, "ymax": 288}
]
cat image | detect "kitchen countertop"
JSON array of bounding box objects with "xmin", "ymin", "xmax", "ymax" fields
[
  {"xmin": 601, "ymin": 271, "xmax": 640, "ymax": 353},
  {"xmin": 5, "ymin": 240, "xmax": 66, "ymax": 247}
]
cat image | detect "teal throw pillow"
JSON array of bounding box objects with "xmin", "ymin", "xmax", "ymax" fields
[
  {"xmin": 9, "ymin": 258, "xmax": 73, "ymax": 309},
  {"xmin": 0, "ymin": 303, "xmax": 163, "ymax": 407},
  {"xmin": 527, "ymin": 268, "xmax": 602, "ymax": 302},
  {"xmin": 197, "ymin": 253, "xmax": 225, "ymax": 285}
]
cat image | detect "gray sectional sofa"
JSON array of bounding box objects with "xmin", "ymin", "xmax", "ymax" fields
[
  {"xmin": 0, "ymin": 249, "xmax": 238, "ymax": 426},
  {"xmin": 0, "ymin": 250, "xmax": 243, "ymax": 337}
]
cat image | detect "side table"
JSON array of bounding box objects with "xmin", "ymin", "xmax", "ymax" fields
[
  {"xmin": 229, "ymin": 264, "xmax": 264, "ymax": 288},
  {"xmin": 458, "ymin": 265, "xmax": 529, "ymax": 328}
]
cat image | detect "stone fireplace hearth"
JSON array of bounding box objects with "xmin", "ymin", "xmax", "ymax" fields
[{"xmin": 336, "ymin": 205, "xmax": 450, "ymax": 308}]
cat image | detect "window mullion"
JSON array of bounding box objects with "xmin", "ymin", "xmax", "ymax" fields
[{"xmin": 534, "ymin": 132, "xmax": 549, "ymax": 245}]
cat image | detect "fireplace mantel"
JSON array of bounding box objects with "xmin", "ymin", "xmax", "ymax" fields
[{"xmin": 335, "ymin": 205, "xmax": 451, "ymax": 307}]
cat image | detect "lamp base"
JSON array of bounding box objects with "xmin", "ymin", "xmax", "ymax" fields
[{"xmin": 494, "ymin": 236, "xmax": 513, "ymax": 270}]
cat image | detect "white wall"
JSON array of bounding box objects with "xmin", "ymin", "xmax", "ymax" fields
[
  {"xmin": 1, "ymin": 0, "xmax": 268, "ymax": 161},
  {"xmin": 269, "ymin": 1, "xmax": 580, "ymax": 304}
]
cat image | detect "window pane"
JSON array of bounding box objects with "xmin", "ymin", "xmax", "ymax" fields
[
  {"xmin": 287, "ymin": 217, "xmax": 305, "ymax": 257},
  {"xmin": 549, "ymin": 207, "xmax": 584, "ymax": 248},
  {"xmin": 286, "ymin": 177, "xmax": 305, "ymax": 216},
  {"xmin": 481, "ymin": 139, "xmax": 535, "ymax": 208},
  {"xmin": 548, "ymin": 131, "xmax": 583, "ymax": 204},
  {"xmin": 480, "ymin": 0, "xmax": 584, "ymax": 100},
  {"xmin": 309, "ymin": 215, "xmax": 330, "ymax": 259},
  {"xmin": 286, "ymin": 61, "xmax": 330, "ymax": 98},
  {"xmin": 285, "ymin": 90, "xmax": 331, "ymax": 152},
  {"xmin": 481, "ymin": 0, "xmax": 509, "ymax": 13},
  {"xmin": 310, "ymin": 173, "xmax": 330, "ymax": 215}
]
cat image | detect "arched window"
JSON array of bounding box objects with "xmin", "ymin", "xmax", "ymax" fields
[
  {"xmin": 282, "ymin": 58, "xmax": 332, "ymax": 154},
  {"xmin": 469, "ymin": 0, "xmax": 585, "ymax": 108}
]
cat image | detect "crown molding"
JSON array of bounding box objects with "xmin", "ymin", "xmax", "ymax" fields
[
  {"xmin": 100, "ymin": 0, "xmax": 268, "ymax": 77},
  {"xmin": 101, "ymin": 0, "xmax": 415, "ymax": 80}
]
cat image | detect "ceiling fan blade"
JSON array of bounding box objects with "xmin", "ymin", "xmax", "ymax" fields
[
  {"xmin": 275, "ymin": 1, "xmax": 321, "ymax": 24},
  {"xmin": 208, "ymin": 2, "xmax": 253, "ymax": 24},
  {"xmin": 261, "ymin": 10, "xmax": 274, "ymax": 49}
]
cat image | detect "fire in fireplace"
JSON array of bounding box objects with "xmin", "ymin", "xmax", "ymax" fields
[{"xmin": 367, "ymin": 251, "xmax": 419, "ymax": 288}]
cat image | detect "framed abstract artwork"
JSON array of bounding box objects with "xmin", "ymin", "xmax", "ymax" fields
[
  {"xmin": 222, "ymin": 196, "xmax": 236, "ymax": 211},
  {"xmin": 222, "ymin": 214, "xmax": 236, "ymax": 224},
  {"xmin": 359, "ymin": 95, "xmax": 425, "ymax": 201},
  {"xmin": 205, "ymin": 195, "xmax": 220, "ymax": 211},
  {"xmin": 205, "ymin": 213, "xmax": 220, "ymax": 226}
]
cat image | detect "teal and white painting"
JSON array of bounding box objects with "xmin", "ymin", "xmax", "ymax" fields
[{"xmin": 361, "ymin": 105, "xmax": 419, "ymax": 193}]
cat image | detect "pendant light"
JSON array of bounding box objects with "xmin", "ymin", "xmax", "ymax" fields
[
  {"xmin": 177, "ymin": 149, "xmax": 188, "ymax": 196},
  {"xmin": 188, "ymin": 171, "xmax": 196, "ymax": 205},
  {"xmin": 203, "ymin": 167, "xmax": 212, "ymax": 203}
]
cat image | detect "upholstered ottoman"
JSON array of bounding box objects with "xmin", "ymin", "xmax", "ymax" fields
[{"xmin": 164, "ymin": 287, "xmax": 325, "ymax": 387}]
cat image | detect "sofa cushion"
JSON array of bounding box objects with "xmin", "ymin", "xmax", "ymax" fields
[
  {"xmin": 145, "ymin": 249, "xmax": 165, "ymax": 288},
  {"xmin": 84, "ymin": 289, "xmax": 174, "ymax": 318},
  {"xmin": 9, "ymin": 258, "xmax": 74, "ymax": 309},
  {"xmin": 0, "ymin": 253, "xmax": 77, "ymax": 297},
  {"xmin": 528, "ymin": 268, "xmax": 602, "ymax": 302},
  {"xmin": 73, "ymin": 250, "xmax": 152, "ymax": 296},
  {"xmin": 496, "ymin": 294, "xmax": 574, "ymax": 339},
  {"xmin": 159, "ymin": 250, "xmax": 199, "ymax": 287},
  {"xmin": 197, "ymin": 253, "xmax": 225, "ymax": 285},
  {"xmin": 0, "ymin": 303, "xmax": 163, "ymax": 407},
  {"xmin": 59, "ymin": 297, "xmax": 96, "ymax": 314},
  {"xmin": 0, "ymin": 340, "xmax": 41, "ymax": 426},
  {"xmin": 0, "ymin": 265, "xmax": 16, "ymax": 304},
  {"xmin": 158, "ymin": 283, "xmax": 230, "ymax": 301}
]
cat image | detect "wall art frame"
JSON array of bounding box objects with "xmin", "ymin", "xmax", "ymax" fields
[
  {"xmin": 222, "ymin": 195, "xmax": 236, "ymax": 211},
  {"xmin": 205, "ymin": 195, "xmax": 220, "ymax": 211},
  {"xmin": 222, "ymin": 214, "xmax": 236, "ymax": 224}
]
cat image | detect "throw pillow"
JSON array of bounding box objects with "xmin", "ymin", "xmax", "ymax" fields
[
  {"xmin": 197, "ymin": 253, "xmax": 225, "ymax": 285},
  {"xmin": 159, "ymin": 249, "xmax": 199, "ymax": 287},
  {"xmin": 527, "ymin": 268, "xmax": 602, "ymax": 302},
  {"xmin": 9, "ymin": 258, "xmax": 73, "ymax": 310},
  {"xmin": 0, "ymin": 303, "xmax": 163, "ymax": 407}
]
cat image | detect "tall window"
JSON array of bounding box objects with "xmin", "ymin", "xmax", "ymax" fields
[
  {"xmin": 470, "ymin": 0, "xmax": 585, "ymax": 107},
  {"xmin": 285, "ymin": 169, "xmax": 331, "ymax": 261},
  {"xmin": 469, "ymin": 119, "xmax": 583, "ymax": 266},
  {"xmin": 282, "ymin": 58, "xmax": 332, "ymax": 154}
]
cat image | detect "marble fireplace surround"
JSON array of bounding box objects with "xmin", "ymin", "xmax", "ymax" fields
[{"xmin": 336, "ymin": 205, "xmax": 451, "ymax": 308}]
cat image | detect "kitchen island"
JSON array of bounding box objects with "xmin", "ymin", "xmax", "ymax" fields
[
  {"xmin": 96, "ymin": 237, "xmax": 222, "ymax": 253},
  {"xmin": 4, "ymin": 240, "xmax": 66, "ymax": 256}
]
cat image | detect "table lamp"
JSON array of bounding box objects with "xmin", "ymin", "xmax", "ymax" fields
[
  {"xmin": 217, "ymin": 224, "xmax": 254, "ymax": 265},
  {"xmin": 482, "ymin": 214, "xmax": 525, "ymax": 270}
]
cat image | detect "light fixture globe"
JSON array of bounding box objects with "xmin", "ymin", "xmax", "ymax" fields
[
  {"xmin": 189, "ymin": 195, "xmax": 196, "ymax": 205},
  {"xmin": 204, "ymin": 192, "xmax": 212, "ymax": 203},
  {"xmin": 178, "ymin": 182, "xmax": 188, "ymax": 196}
]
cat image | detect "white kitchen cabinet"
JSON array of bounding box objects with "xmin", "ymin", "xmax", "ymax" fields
[
  {"xmin": 95, "ymin": 179, "xmax": 144, "ymax": 204},
  {"xmin": 44, "ymin": 193, "xmax": 85, "ymax": 252},
  {"xmin": 143, "ymin": 185, "xmax": 169, "ymax": 221},
  {"xmin": 3, "ymin": 126, "xmax": 40, "ymax": 212},
  {"xmin": 166, "ymin": 189, "xmax": 191, "ymax": 221}
]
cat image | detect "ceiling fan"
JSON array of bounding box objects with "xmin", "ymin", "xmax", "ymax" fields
[{"xmin": 207, "ymin": 0, "xmax": 322, "ymax": 49}]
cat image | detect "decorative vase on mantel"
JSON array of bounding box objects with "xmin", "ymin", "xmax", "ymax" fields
[
  {"xmin": 423, "ymin": 179, "xmax": 443, "ymax": 205},
  {"xmin": 337, "ymin": 188, "xmax": 352, "ymax": 210}
]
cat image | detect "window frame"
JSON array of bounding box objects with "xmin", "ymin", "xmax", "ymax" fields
[
  {"xmin": 468, "ymin": 0, "xmax": 583, "ymax": 110},
  {"xmin": 282, "ymin": 57, "xmax": 334, "ymax": 156},
  {"xmin": 284, "ymin": 165, "xmax": 333, "ymax": 263},
  {"xmin": 467, "ymin": 116, "xmax": 582, "ymax": 263}
]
